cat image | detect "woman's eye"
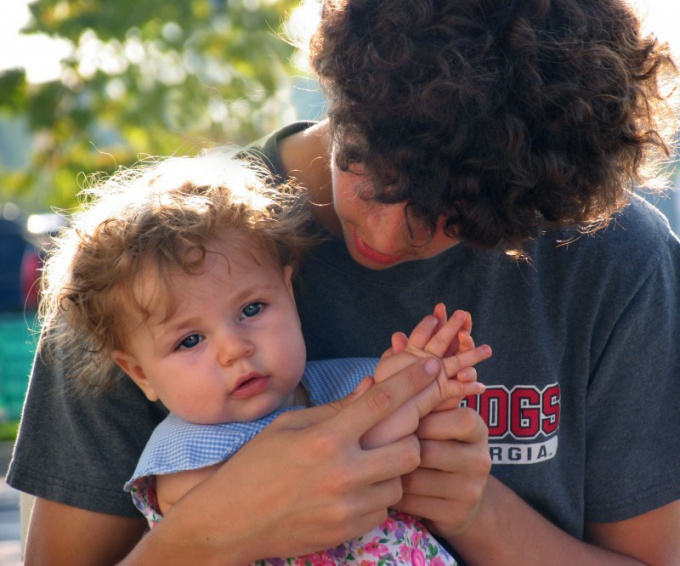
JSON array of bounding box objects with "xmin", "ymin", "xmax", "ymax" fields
[
  {"xmin": 178, "ymin": 334, "xmax": 202, "ymax": 350},
  {"xmin": 241, "ymin": 302, "xmax": 263, "ymax": 319}
]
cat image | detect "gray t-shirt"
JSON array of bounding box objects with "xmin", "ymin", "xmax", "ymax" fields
[{"xmin": 8, "ymin": 123, "xmax": 680, "ymax": 542}]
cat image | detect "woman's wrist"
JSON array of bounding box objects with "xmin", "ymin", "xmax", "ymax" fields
[{"xmin": 122, "ymin": 492, "xmax": 260, "ymax": 566}]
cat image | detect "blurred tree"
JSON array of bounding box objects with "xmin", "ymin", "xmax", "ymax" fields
[{"xmin": 0, "ymin": 0, "xmax": 301, "ymax": 211}]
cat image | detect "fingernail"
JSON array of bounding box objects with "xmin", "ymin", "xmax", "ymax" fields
[
  {"xmin": 453, "ymin": 310, "xmax": 466, "ymax": 321},
  {"xmin": 424, "ymin": 359, "xmax": 440, "ymax": 376}
]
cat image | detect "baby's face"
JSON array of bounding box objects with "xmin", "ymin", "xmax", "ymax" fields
[{"xmin": 113, "ymin": 238, "xmax": 306, "ymax": 425}]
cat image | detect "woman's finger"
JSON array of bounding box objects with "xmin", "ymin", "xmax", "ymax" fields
[
  {"xmin": 416, "ymin": 406, "xmax": 489, "ymax": 442},
  {"xmin": 330, "ymin": 358, "xmax": 441, "ymax": 442}
]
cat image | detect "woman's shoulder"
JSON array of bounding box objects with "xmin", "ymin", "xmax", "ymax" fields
[
  {"xmin": 245, "ymin": 121, "xmax": 319, "ymax": 178},
  {"xmin": 606, "ymin": 195, "xmax": 675, "ymax": 246},
  {"xmin": 535, "ymin": 195, "xmax": 678, "ymax": 270}
]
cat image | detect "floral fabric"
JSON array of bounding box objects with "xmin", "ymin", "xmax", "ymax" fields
[
  {"xmin": 254, "ymin": 512, "xmax": 456, "ymax": 565},
  {"xmin": 130, "ymin": 479, "xmax": 456, "ymax": 564}
]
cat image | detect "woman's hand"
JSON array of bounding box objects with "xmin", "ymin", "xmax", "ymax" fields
[
  {"xmin": 124, "ymin": 358, "xmax": 445, "ymax": 565},
  {"xmin": 393, "ymin": 406, "xmax": 492, "ymax": 540}
]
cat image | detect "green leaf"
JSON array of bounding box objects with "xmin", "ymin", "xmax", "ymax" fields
[{"xmin": 3, "ymin": 0, "xmax": 302, "ymax": 212}]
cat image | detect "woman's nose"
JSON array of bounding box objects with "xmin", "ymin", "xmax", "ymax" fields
[
  {"xmin": 217, "ymin": 332, "xmax": 254, "ymax": 367},
  {"xmin": 365, "ymin": 204, "xmax": 408, "ymax": 247},
  {"xmin": 366, "ymin": 203, "xmax": 431, "ymax": 249}
]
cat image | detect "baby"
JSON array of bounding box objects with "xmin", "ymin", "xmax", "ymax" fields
[{"xmin": 40, "ymin": 152, "xmax": 491, "ymax": 564}]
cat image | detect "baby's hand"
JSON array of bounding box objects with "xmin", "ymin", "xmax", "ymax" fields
[
  {"xmin": 386, "ymin": 303, "xmax": 472, "ymax": 358},
  {"xmin": 376, "ymin": 306, "xmax": 491, "ymax": 407},
  {"xmin": 360, "ymin": 306, "xmax": 490, "ymax": 449}
]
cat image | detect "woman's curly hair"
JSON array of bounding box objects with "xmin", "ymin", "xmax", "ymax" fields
[
  {"xmin": 40, "ymin": 151, "xmax": 312, "ymax": 394},
  {"xmin": 310, "ymin": 0, "xmax": 679, "ymax": 251}
]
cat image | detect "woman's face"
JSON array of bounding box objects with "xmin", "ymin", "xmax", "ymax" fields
[{"xmin": 330, "ymin": 149, "xmax": 460, "ymax": 270}]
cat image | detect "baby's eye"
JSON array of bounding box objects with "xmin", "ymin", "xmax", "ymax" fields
[
  {"xmin": 178, "ymin": 334, "xmax": 203, "ymax": 350},
  {"xmin": 240, "ymin": 302, "xmax": 264, "ymax": 319}
]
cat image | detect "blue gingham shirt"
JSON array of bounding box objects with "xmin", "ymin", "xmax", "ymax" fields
[{"xmin": 125, "ymin": 358, "xmax": 378, "ymax": 489}]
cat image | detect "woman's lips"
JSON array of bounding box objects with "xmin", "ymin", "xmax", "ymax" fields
[{"xmin": 352, "ymin": 230, "xmax": 405, "ymax": 266}]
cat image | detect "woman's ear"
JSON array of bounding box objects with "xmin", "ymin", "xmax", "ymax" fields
[{"xmin": 111, "ymin": 350, "xmax": 160, "ymax": 402}]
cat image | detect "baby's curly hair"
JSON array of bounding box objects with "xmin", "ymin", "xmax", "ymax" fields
[
  {"xmin": 40, "ymin": 152, "xmax": 312, "ymax": 393},
  {"xmin": 310, "ymin": 0, "xmax": 679, "ymax": 251}
]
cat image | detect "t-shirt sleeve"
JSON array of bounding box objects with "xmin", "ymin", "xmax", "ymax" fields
[
  {"xmin": 583, "ymin": 233, "xmax": 680, "ymax": 522},
  {"xmin": 6, "ymin": 351, "xmax": 167, "ymax": 516}
]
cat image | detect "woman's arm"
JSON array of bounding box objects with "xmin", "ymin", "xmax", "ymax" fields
[
  {"xmin": 586, "ymin": 501, "xmax": 680, "ymax": 566},
  {"xmin": 118, "ymin": 358, "xmax": 442, "ymax": 565},
  {"xmin": 449, "ymin": 476, "xmax": 674, "ymax": 565},
  {"xmin": 25, "ymin": 498, "xmax": 148, "ymax": 566},
  {"xmin": 26, "ymin": 358, "xmax": 446, "ymax": 566},
  {"xmin": 396, "ymin": 409, "xmax": 679, "ymax": 565}
]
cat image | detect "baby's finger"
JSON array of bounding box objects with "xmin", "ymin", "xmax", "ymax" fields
[
  {"xmin": 435, "ymin": 380, "xmax": 486, "ymax": 410},
  {"xmin": 444, "ymin": 379, "xmax": 486, "ymax": 399},
  {"xmin": 433, "ymin": 302, "xmax": 448, "ymax": 329},
  {"xmin": 439, "ymin": 315, "xmax": 473, "ymax": 357},
  {"xmin": 406, "ymin": 315, "xmax": 440, "ymax": 350},
  {"xmin": 457, "ymin": 330, "xmax": 475, "ymax": 353},
  {"xmin": 422, "ymin": 310, "xmax": 468, "ymax": 358},
  {"xmin": 349, "ymin": 376, "xmax": 375, "ymax": 398},
  {"xmin": 463, "ymin": 311, "xmax": 472, "ymax": 333},
  {"xmin": 456, "ymin": 366, "xmax": 477, "ymax": 382},
  {"xmin": 441, "ymin": 344, "xmax": 492, "ymax": 378},
  {"xmin": 390, "ymin": 331, "xmax": 409, "ymax": 354}
]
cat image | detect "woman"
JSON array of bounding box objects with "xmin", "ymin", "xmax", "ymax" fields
[{"xmin": 9, "ymin": 0, "xmax": 680, "ymax": 564}]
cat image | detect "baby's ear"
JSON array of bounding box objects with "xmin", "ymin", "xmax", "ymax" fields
[
  {"xmin": 282, "ymin": 265, "xmax": 295, "ymax": 297},
  {"xmin": 111, "ymin": 350, "xmax": 160, "ymax": 402}
]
